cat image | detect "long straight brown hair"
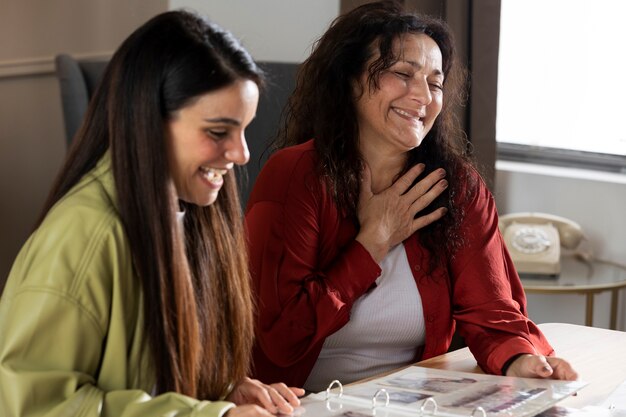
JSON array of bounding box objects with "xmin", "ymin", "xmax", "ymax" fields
[{"xmin": 38, "ymin": 11, "xmax": 263, "ymax": 399}]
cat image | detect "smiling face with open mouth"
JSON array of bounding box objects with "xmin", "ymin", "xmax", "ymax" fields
[
  {"xmin": 354, "ymin": 33, "xmax": 444, "ymax": 157},
  {"xmin": 166, "ymin": 79, "xmax": 259, "ymax": 207}
]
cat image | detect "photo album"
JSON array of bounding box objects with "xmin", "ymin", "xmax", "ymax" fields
[{"xmin": 289, "ymin": 366, "xmax": 587, "ymax": 417}]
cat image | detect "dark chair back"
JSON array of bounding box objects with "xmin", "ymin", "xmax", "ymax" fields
[{"xmin": 54, "ymin": 54, "xmax": 107, "ymax": 147}]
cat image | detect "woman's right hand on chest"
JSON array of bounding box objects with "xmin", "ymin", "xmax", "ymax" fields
[{"xmin": 355, "ymin": 163, "xmax": 448, "ymax": 262}]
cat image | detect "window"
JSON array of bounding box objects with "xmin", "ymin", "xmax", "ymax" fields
[{"xmin": 496, "ymin": 0, "xmax": 626, "ymax": 172}]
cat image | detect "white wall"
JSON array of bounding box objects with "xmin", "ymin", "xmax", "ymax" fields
[
  {"xmin": 169, "ymin": 0, "xmax": 340, "ymax": 62},
  {"xmin": 495, "ymin": 162, "xmax": 626, "ymax": 330}
]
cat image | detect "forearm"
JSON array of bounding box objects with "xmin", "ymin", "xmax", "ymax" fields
[{"xmin": 0, "ymin": 380, "xmax": 234, "ymax": 417}]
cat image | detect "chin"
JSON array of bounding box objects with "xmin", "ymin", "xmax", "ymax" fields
[
  {"xmin": 182, "ymin": 193, "xmax": 219, "ymax": 207},
  {"xmin": 200, "ymin": 196, "xmax": 219, "ymax": 207},
  {"xmin": 401, "ymin": 137, "xmax": 424, "ymax": 150}
]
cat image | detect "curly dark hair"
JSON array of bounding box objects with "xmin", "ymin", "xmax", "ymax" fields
[{"xmin": 273, "ymin": 1, "xmax": 477, "ymax": 271}]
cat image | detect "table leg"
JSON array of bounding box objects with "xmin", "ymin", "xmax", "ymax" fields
[
  {"xmin": 610, "ymin": 289, "xmax": 618, "ymax": 330},
  {"xmin": 585, "ymin": 293, "xmax": 594, "ymax": 327}
]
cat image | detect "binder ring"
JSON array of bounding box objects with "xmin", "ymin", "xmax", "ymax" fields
[
  {"xmin": 471, "ymin": 406, "xmax": 487, "ymax": 417},
  {"xmin": 371, "ymin": 389, "xmax": 390, "ymax": 409},
  {"xmin": 325, "ymin": 400, "xmax": 343, "ymax": 412},
  {"xmin": 420, "ymin": 397, "xmax": 438, "ymax": 415},
  {"xmin": 325, "ymin": 379, "xmax": 344, "ymax": 399}
]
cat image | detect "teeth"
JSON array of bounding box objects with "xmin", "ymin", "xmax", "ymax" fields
[
  {"xmin": 199, "ymin": 166, "xmax": 227, "ymax": 184},
  {"xmin": 200, "ymin": 166, "xmax": 227, "ymax": 175},
  {"xmin": 393, "ymin": 108, "xmax": 421, "ymax": 119}
]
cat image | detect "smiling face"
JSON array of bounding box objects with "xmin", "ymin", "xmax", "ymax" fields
[
  {"xmin": 166, "ymin": 79, "xmax": 259, "ymax": 206},
  {"xmin": 354, "ymin": 33, "xmax": 444, "ymax": 157}
]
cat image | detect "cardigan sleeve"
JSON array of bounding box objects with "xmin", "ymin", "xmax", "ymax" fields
[
  {"xmin": 450, "ymin": 172, "xmax": 554, "ymax": 375},
  {"xmin": 245, "ymin": 146, "xmax": 382, "ymax": 370}
]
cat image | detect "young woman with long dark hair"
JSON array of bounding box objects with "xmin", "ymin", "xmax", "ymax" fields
[{"xmin": 0, "ymin": 10, "xmax": 302, "ymax": 417}]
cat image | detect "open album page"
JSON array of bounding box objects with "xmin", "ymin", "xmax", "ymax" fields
[{"xmin": 291, "ymin": 366, "xmax": 587, "ymax": 417}]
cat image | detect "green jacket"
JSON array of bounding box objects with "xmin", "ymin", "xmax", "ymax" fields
[{"xmin": 0, "ymin": 155, "xmax": 234, "ymax": 417}]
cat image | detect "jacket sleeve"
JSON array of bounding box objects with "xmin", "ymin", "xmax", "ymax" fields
[
  {"xmin": 0, "ymin": 216, "xmax": 234, "ymax": 417},
  {"xmin": 245, "ymin": 149, "xmax": 381, "ymax": 368},
  {"xmin": 0, "ymin": 291, "xmax": 234, "ymax": 417},
  {"xmin": 450, "ymin": 173, "xmax": 554, "ymax": 375}
]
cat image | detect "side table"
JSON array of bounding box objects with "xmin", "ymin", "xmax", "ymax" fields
[{"xmin": 520, "ymin": 255, "xmax": 626, "ymax": 329}]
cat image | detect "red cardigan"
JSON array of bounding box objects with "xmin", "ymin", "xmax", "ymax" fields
[{"xmin": 245, "ymin": 140, "xmax": 553, "ymax": 387}]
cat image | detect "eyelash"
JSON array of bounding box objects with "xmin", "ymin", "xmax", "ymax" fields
[
  {"xmin": 394, "ymin": 71, "xmax": 411, "ymax": 78},
  {"xmin": 207, "ymin": 129, "xmax": 228, "ymax": 140},
  {"xmin": 393, "ymin": 71, "xmax": 443, "ymax": 90}
]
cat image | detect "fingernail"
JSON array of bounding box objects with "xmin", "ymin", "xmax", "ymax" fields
[{"xmin": 440, "ymin": 180, "xmax": 448, "ymax": 189}]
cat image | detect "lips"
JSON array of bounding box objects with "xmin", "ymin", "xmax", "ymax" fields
[{"xmin": 391, "ymin": 107, "xmax": 426, "ymax": 127}]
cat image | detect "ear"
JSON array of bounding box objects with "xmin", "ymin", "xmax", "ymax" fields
[{"xmin": 351, "ymin": 75, "xmax": 366, "ymax": 101}]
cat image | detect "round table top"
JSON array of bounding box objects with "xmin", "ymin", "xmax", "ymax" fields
[{"xmin": 520, "ymin": 255, "xmax": 626, "ymax": 293}]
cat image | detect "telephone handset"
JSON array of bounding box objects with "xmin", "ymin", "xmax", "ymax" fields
[{"xmin": 499, "ymin": 212, "xmax": 585, "ymax": 276}]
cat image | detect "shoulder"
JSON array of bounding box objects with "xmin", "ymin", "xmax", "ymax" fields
[
  {"xmin": 4, "ymin": 162, "xmax": 134, "ymax": 329},
  {"xmin": 453, "ymin": 161, "xmax": 492, "ymax": 208},
  {"xmin": 247, "ymin": 140, "xmax": 322, "ymax": 207},
  {"xmin": 42, "ymin": 158, "xmax": 128, "ymax": 271},
  {"xmin": 451, "ymin": 162, "xmax": 501, "ymax": 241},
  {"xmin": 262, "ymin": 140, "xmax": 318, "ymax": 178}
]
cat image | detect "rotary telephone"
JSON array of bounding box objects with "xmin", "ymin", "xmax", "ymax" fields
[{"xmin": 499, "ymin": 212, "xmax": 585, "ymax": 276}]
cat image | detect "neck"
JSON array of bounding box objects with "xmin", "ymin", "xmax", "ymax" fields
[{"xmin": 360, "ymin": 140, "xmax": 408, "ymax": 194}]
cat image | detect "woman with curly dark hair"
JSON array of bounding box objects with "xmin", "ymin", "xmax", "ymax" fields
[{"xmin": 245, "ymin": 1, "xmax": 576, "ymax": 392}]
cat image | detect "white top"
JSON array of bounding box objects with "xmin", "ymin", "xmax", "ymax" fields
[{"xmin": 303, "ymin": 244, "xmax": 426, "ymax": 393}]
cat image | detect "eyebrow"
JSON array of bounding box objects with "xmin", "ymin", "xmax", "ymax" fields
[
  {"xmin": 400, "ymin": 60, "xmax": 444, "ymax": 78},
  {"xmin": 203, "ymin": 117, "xmax": 241, "ymax": 126}
]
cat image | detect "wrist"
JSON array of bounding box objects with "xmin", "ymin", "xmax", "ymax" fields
[
  {"xmin": 355, "ymin": 232, "xmax": 388, "ymax": 263},
  {"xmin": 502, "ymin": 353, "xmax": 526, "ymax": 376}
]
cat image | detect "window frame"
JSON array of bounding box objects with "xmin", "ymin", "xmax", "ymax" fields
[{"xmin": 497, "ymin": 143, "xmax": 626, "ymax": 174}]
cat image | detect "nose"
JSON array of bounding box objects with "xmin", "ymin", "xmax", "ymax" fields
[
  {"xmin": 408, "ymin": 76, "xmax": 433, "ymax": 106},
  {"xmin": 224, "ymin": 132, "xmax": 250, "ymax": 166}
]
